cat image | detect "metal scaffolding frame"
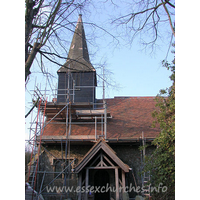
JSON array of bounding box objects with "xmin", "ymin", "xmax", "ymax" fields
[
  {"xmin": 141, "ymin": 131, "xmax": 151, "ymax": 199},
  {"xmin": 25, "ymin": 71, "xmax": 108, "ymax": 200}
]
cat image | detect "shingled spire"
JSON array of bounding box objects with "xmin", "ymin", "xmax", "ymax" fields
[
  {"xmin": 57, "ymin": 15, "xmax": 97, "ymax": 103},
  {"xmin": 58, "ymin": 14, "xmax": 95, "ymax": 72}
]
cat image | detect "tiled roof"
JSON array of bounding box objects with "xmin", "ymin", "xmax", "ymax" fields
[{"xmin": 42, "ymin": 97, "xmax": 160, "ymax": 140}]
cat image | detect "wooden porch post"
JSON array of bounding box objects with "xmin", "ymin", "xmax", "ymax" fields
[
  {"xmin": 85, "ymin": 168, "xmax": 89, "ymax": 200},
  {"xmin": 78, "ymin": 172, "xmax": 82, "ymax": 200},
  {"xmin": 115, "ymin": 168, "xmax": 119, "ymax": 200},
  {"xmin": 122, "ymin": 170, "xmax": 126, "ymax": 193}
]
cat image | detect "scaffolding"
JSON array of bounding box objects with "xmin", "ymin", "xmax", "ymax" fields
[
  {"xmin": 140, "ymin": 131, "xmax": 151, "ymax": 199},
  {"xmin": 25, "ymin": 73, "xmax": 109, "ymax": 200}
]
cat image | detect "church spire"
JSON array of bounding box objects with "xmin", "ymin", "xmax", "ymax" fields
[
  {"xmin": 68, "ymin": 14, "xmax": 90, "ymax": 62},
  {"xmin": 58, "ymin": 14, "xmax": 95, "ymax": 72}
]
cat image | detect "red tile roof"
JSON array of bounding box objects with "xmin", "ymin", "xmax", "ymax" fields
[{"xmin": 42, "ymin": 97, "xmax": 160, "ymax": 140}]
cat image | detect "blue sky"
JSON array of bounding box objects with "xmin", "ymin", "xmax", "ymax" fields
[
  {"xmin": 95, "ymin": 43, "xmax": 173, "ymax": 99},
  {"xmin": 83, "ymin": 0, "xmax": 174, "ymax": 98}
]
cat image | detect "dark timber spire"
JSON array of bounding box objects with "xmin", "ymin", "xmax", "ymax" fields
[
  {"xmin": 57, "ymin": 15, "xmax": 97, "ymax": 103},
  {"xmin": 58, "ymin": 14, "xmax": 95, "ymax": 72}
]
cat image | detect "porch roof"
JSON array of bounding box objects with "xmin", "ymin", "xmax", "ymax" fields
[{"xmin": 75, "ymin": 139, "xmax": 130, "ymax": 173}]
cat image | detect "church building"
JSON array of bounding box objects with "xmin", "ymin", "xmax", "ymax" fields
[{"xmin": 27, "ymin": 14, "xmax": 160, "ymax": 200}]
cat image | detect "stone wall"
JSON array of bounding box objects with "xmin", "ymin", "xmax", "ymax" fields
[
  {"xmin": 39, "ymin": 144, "xmax": 93, "ymax": 200},
  {"xmin": 38, "ymin": 143, "xmax": 155, "ymax": 200},
  {"xmin": 110, "ymin": 144, "xmax": 155, "ymax": 198}
]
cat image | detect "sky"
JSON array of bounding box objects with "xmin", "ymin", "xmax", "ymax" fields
[{"xmin": 95, "ymin": 44, "xmax": 173, "ymax": 99}]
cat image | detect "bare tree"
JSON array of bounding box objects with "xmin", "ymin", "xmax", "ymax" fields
[
  {"xmin": 25, "ymin": 0, "xmax": 91, "ymax": 82},
  {"xmin": 111, "ymin": 0, "xmax": 175, "ymax": 50}
]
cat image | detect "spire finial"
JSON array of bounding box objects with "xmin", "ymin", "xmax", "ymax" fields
[
  {"xmin": 77, "ymin": 13, "xmax": 82, "ymax": 23},
  {"xmin": 79, "ymin": 3, "xmax": 83, "ymax": 16}
]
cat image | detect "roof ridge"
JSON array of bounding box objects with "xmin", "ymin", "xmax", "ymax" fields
[{"xmin": 96, "ymin": 96, "xmax": 156, "ymax": 101}]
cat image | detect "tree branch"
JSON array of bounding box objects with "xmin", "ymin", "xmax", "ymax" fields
[
  {"xmin": 25, "ymin": 42, "xmax": 40, "ymax": 81},
  {"xmin": 39, "ymin": 0, "xmax": 62, "ymax": 46},
  {"xmin": 165, "ymin": 0, "xmax": 175, "ymax": 8},
  {"xmin": 112, "ymin": 2, "xmax": 164, "ymax": 24},
  {"xmin": 32, "ymin": 24, "xmax": 46, "ymax": 29},
  {"xmin": 25, "ymin": 97, "xmax": 40, "ymax": 118},
  {"xmin": 161, "ymin": 0, "xmax": 175, "ymax": 37},
  {"xmin": 39, "ymin": 49, "xmax": 67, "ymax": 60}
]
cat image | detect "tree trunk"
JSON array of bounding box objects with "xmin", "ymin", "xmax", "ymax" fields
[{"xmin": 25, "ymin": 42, "xmax": 40, "ymax": 81}]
